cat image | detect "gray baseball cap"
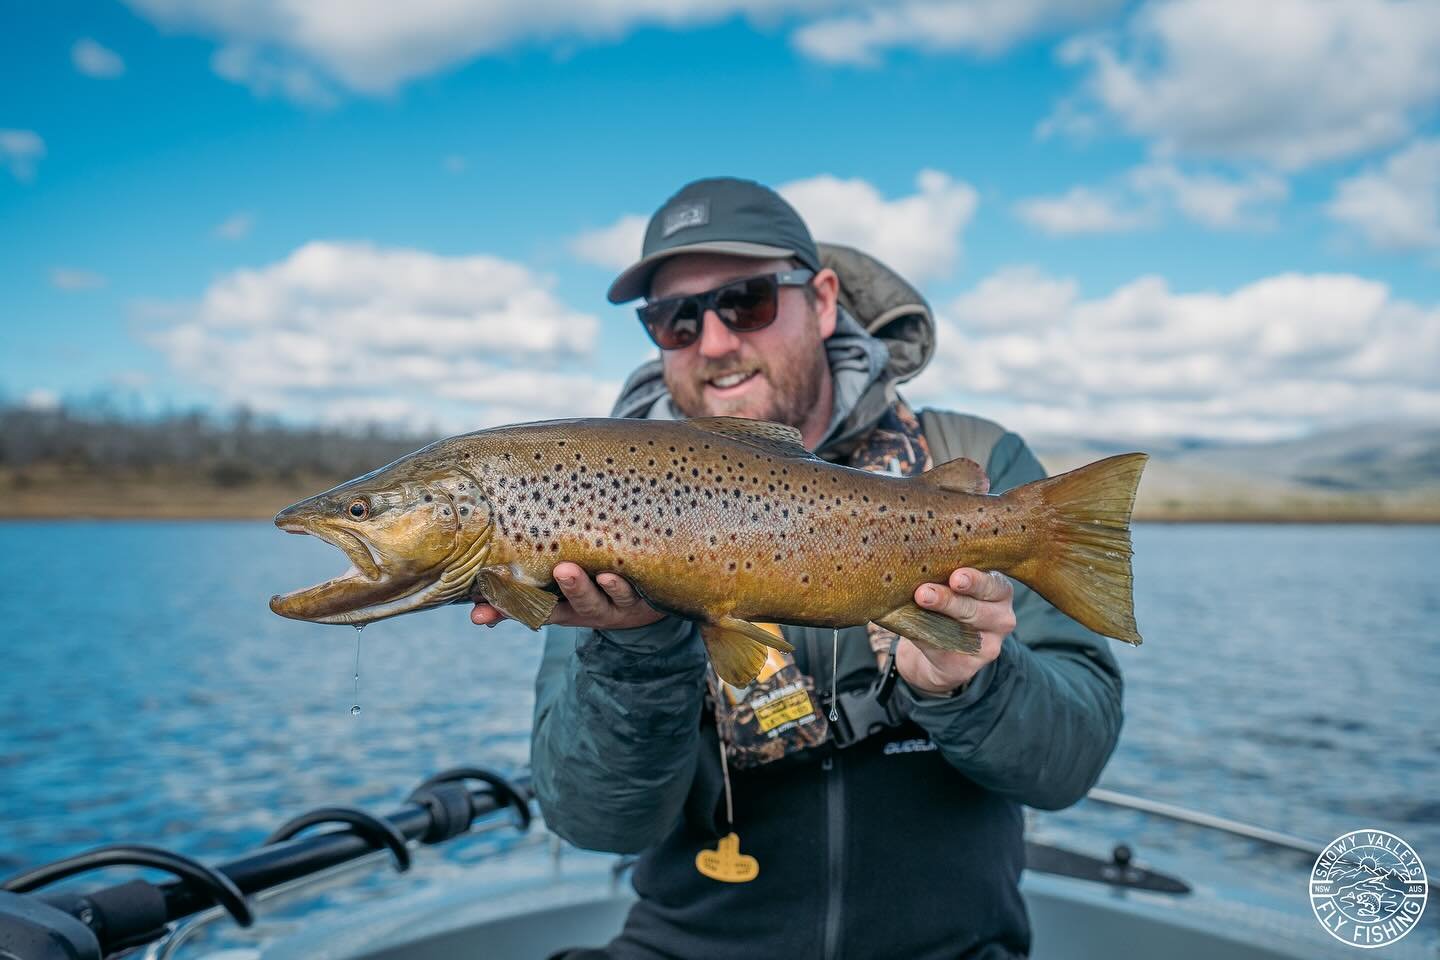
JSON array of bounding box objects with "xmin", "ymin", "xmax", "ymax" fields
[{"xmin": 606, "ymin": 177, "xmax": 822, "ymax": 304}]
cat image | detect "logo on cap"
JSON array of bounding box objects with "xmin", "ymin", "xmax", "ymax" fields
[{"xmin": 662, "ymin": 200, "xmax": 710, "ymax": 238}]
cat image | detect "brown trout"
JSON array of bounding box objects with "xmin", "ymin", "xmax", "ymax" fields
[{"xmin": 271, "ymin": 417, "xmax": 1147, "ymax": 684}]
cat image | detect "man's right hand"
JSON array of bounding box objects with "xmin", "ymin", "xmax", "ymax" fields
[{"xmin": 470, "ymin": 561, "xmax": 665, "ymax": 632}]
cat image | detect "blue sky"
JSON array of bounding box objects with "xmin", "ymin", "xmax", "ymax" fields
[{"xmin": 2, "ymin": 0, "xmax": 1437, "ymax": 442}]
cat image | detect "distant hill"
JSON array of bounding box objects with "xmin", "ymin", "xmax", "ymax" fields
[
  {"xmin": 1, "ymin": 404, "xmax": 1435, "ymax": 521},
  {"xmin": 1035, "ymin": 421, "xmax": 1440, "ymax": 522}
]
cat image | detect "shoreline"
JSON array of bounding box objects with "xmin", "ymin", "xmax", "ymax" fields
[
  {"xmin": 3, "ymin": 509, "xmax": 1437, "ymax": 525},
  {"xmin": 4, "ymin": 468, "xmax": 1436, "ymax": 525}
]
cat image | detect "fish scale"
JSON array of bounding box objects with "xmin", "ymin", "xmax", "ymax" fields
[{"xmin": 271, "ymin": 416, "xmax": 1149, "ymax": 685}]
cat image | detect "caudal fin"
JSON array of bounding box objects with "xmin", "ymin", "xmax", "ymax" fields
[{"xmin": 1007, "ymin": 453, "xmax": 1148, "ymax": 645}]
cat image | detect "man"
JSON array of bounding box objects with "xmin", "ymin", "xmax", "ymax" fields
[{"xmin": 472, "ymin": 177, "xmax": 1123, "ymax": 959}]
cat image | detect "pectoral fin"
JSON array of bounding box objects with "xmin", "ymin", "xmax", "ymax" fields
[
  {"xmin": 700, "ymin": 617, "xmax": 794, "ymax": 686},
  {"xmin": 875, "ymin": 603, "xmax": 981, "ymax": 655},
  {"xmin": 475, "ymin": 568, "xmax": 558, "ymax": 630}
]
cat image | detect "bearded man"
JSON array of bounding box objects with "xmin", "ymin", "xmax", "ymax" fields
[{"xmin": 473, "ymin": 177, "xmax": 1124, "ymax": 959}]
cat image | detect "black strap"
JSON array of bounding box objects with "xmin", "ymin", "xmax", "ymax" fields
[{"xmin": 829, "ymin": 637, "xmax": 908, "ymax": 749}]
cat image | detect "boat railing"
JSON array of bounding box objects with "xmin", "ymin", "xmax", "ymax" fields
[
  {"xmin": 3, "ymin": 769, "xmax": 1433, "ymax": 960},
  {"xmin": 1083, "ymin": 786, "xmax": 1439, "ymax": 896}
]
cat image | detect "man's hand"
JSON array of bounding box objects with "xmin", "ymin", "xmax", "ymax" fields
[
  {"xmin": 897, "ymin": 567, "xmax": 1015, "ymax": 696},
  {"xmin": 470, "ymin": 561, "xmax": 664, "ymax": 631}
]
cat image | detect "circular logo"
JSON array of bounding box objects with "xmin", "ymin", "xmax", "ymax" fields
[{"xmin": 1311, "ymin": 829, "xmax": 1427, "ymax": 949}]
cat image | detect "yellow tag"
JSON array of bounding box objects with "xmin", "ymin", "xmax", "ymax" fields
[
  {"xmin": 753, "ymin": 687, "xmax": 814, "ymax": 732},
  {"xmin": 695, "ymin": 832, "xmax": 759, "ymax": 883}
]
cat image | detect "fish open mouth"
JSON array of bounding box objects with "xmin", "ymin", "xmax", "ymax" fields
[
  {"xmin": 269, "ymin": 517, "xmax": 405, "ymax": 624},
  {"xmin": 277, "ymin": 517, "xmax": 382, "ymax": 581}
]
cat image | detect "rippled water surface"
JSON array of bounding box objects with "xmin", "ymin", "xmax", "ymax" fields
[{"xmin": 1, "ymin": 521, "xmax": 1437, "ymax": 953}]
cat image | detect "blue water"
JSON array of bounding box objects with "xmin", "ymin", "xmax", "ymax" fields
[{"xmin": 1, "ymin": 522, "xmax": 1438, "ymax": 951}]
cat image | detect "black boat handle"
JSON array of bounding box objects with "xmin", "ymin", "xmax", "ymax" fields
[
  {"xmin": 411, "ymin": 766, "xmax": 531, "ymax": 831},
  {"xmin": 1, "ymin": 844, "xmax": 253, "ymax": 927},
  {"xmin": 264, "ymin": 806, "xmax": 411, "ymax": 872}
]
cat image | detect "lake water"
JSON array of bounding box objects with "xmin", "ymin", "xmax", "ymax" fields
[{"xmin": 1, "ymin": 521, "xmax": 1437, "ymax": 953}]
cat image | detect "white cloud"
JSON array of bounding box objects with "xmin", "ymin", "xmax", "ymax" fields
[
  {"xmin": 908, "ymin": 266, "xmax": 1440, "ymax": 442},
  {"xmin": 1014, "ymin": 186, "xmax": 1148, "ymax": 235},
  {"xmin": 573, "ymin": 171, "xmax": 979, "ymax": 282},
  {"xmin": 793, "ymin": 0, "xmax": 1123, "ymax": 65},
  {"xmin": 0, "ymin": 129, "xmax": 45, "ymax": 182},
  {"xmin": 50, "ymin": 267, "xmax": 108, "ymax": 290},
  {"xmin": 783, "ymin": 170, "xmax": 978, "ymax": 281},
  {"xmin": 944, "ymin": 266, "xmax": 1078, "ymax": 331},
  {"xmin": 124, "ymin": 0, "xmax": 826, "ymax": 99},
  {"xmin": 1129, "ymin": 162, "xmax": 1287, "ymax": 229},
  {"xmin": 1326, "ymin": 139, "xmax": 1440, "ymax": 251},
  {"xmin": 210, "ymin": 43, "xmax": 338, "ymax": 107},
  {"xmin": 22, "ymin": 389, "xmax": 61, "ymax": 412},
  {"xmin": 1016, "ymin": 162, "xmax": 1287, "ymax": 235},
  {"xmin": 72, "ymin": 38, "xmax": 126, "ymax": 78},
  {"xmin": 124, "ymin": 0, "xmax": 1120, "ymax": 101},
  {"xmin": 146, "ymin": 241, "xmax": 615, "ymax": 429},
  {"xmin": 1050, "ymin": 0, "xmax": 1440, "ymax": 170},
  {"xmin": 570, "ymin": 214, "xmax": 648, "ymax": 271},
  {"xmin": 213, "ymin": 211, "xmax": 255, "ymax": 240}
]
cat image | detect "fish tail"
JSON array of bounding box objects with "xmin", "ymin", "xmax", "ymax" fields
[{"xmin": 1005, "ymin": 453, "xmax": 1148, "ymax": 645}]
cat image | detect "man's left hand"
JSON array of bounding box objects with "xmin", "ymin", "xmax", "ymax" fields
[{"xmin": 898, "ymin": 568, "xmax": 1015, "ymax": 696}]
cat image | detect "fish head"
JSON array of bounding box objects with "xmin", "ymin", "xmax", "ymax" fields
[{"xmin": 269, "ymin": 443, "xmax": 494, "ymax": 625}]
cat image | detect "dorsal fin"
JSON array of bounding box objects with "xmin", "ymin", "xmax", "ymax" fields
[
  {"xmin": 918, "ymin": 457, "xmax": 989, "ymax": 494},
  {"xmin": 686, "ymin": 417, "xmax": 815, "ymax": 459}
]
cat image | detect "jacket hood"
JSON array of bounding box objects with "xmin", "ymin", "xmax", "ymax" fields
[{"xmin": 611, "ymin": 243, "xmax": 936, "ymax": 461}]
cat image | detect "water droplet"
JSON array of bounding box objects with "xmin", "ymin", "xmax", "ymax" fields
[{"xmin": 351, "ymin": 625, "xmax": 363, "ymax": 717}]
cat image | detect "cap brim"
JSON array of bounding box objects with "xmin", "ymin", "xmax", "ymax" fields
[{"xmin": 606, "ymin": 241, "xmax": 798, "ymax": 303}]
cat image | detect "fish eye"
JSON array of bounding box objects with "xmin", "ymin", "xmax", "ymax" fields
[{"xmin": 348, "ymin": 498, "xmax": 370, "ymax": 520}]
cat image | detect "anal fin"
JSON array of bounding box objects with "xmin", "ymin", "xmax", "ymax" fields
[
  {"xmin": 701, "ymin": 617, "xmax": 793, "ymax": 686},
  {"xmin": 875, "ymin": 603, "xmax": 982, "ymax": 656},
  {"xmin": 475, "ymin": 567, "xmax": 558, "ymax": 630}
]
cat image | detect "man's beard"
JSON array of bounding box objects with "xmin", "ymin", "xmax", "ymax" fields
[{"xmin": 665, "ymin": 335, "xmax": 830, "ymax": 430}]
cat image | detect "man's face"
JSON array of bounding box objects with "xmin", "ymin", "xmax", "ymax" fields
[{"xmin": 650, "ymin": 254, "xmax": 837, "ymax": 428}]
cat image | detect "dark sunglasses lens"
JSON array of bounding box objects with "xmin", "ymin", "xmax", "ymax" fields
[
  {"xmin": 640, "ymin": 297, "xmax": 701, "ymax": 349},
  {"xmin": 714, "ymin": 275, "xmax": 778, "ymax": 331}
]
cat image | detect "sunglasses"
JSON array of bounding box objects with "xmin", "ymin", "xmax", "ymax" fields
[{"xmin": 638, "ymin": 269, "xmax": 816, "ymax": 350}]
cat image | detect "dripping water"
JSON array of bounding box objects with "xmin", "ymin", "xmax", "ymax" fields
[
  {"xmin": 828, "ymin": 627, "xmax": 839, "ymax": 722},
  {"xmin": 351, "ymin": 623, "xmax": 364, "ymax": 717}
]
